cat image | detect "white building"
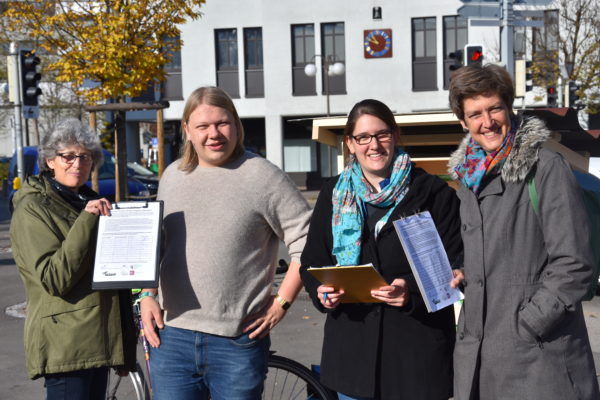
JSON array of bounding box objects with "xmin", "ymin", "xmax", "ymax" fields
[
  {"xmin": 134, "ymin": 0, "xmax": 526, "ymax": 185},
  {"xmin": 5, "ymin": 1, "xmax": 573, "ymax": 183}
]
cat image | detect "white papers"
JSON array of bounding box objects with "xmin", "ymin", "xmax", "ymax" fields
[
  {"xmin": 92, "ymin": 201, "xmax": 162, "ymax": 289},
  {"xmin": 393, "ymin": 211, "xmax": 462, "ymax": 313}
]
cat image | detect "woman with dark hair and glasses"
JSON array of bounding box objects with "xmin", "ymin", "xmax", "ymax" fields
[
  {"xmin": 300, "ymin": 99, "xmax": 463, "ymax": 400},
  {"xmin": 10, "ymin": 118, "xmax": 136, "ymax": 400}
]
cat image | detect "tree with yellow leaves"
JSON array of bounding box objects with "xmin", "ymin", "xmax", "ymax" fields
[
  {"xmin": 2, "ymin": 0, "xmax": 205, "ymax": 199},
  {"xmin": 2, "ymin": 0, "xmax": 205, "ymax": 103}
]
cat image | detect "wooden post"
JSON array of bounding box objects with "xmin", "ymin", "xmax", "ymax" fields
[
  {"xmin": 88, "ymin": 112, "xmax": 100, "ymax": 193},
  {"xmin": 157, "ymin": 109, "xmax": 165, "ymax": 177},
  {"xmin": 83, "ymin": 102, "xmax": 170, "ymax": 198},
  {"xmin": 114, "ymin": 110, "xmax": 128, "ymax": 202}
]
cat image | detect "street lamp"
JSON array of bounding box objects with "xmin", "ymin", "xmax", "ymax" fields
[{"xmin": 304, "ymin": 55, "xmax": 345, "ymax": 116}]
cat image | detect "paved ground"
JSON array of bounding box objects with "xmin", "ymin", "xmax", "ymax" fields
[{"xmin": 1, "ymin": 191, "xmax": 599, "ymax": 399}]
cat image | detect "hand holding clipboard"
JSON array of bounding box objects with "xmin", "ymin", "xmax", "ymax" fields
[{"xmin": 307, "ymin": 264, "xmax": 388, "ymax": 304}]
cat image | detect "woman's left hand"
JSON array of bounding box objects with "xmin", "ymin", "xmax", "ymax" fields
[
  {"xmin": 84, "ymin": 198, "xmax": 112, "ymax": 216},
  {"xmin": 371, "ymin": 278, "xmax": 410, "ymax": 307}
]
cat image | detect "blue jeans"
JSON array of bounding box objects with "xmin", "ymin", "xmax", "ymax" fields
[
  {"xmin": 149, "ymin": 325, "xmax": 270, "ymax": 400},
  {"xmin": 45, "ymin": 367, "xmax": 109, "ymax": 400}
]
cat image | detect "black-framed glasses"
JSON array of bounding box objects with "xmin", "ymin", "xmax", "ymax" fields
[
  {"xmin": 56, "ymin": 152, "xmax": 93, "ymax": 164},
  {"xmin": 351, "ymin": 130, "xmax": 393, "ymax": 145}
]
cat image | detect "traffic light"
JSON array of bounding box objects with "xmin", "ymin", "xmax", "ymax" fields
[
  {"xmin": 19, "ymin": 49, "xmax": 42, "ymax": 119},
  {"xmin": 464, "ymin": 44, "xmax": 483, "ymax": 67},
  {"xmin": 514, "ymin": 60, "xmax": 533, "ymax": 97},
  {"xmin": 547, "ymin": 86, "xmax": 558, "ymax": 107},
  {"xmin": 567, "ymin": 81, "xmax": 582, "ymax": 109},
  {"xmin": 449, "ymin": 50, "xmax": 463, "ymax": 71}
]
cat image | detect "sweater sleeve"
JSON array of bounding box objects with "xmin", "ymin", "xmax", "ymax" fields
[
  {"xmin": 300, "ymin": 179, "xmax": 336, "ymax": 312},
  {"xmin": 519, "ymin": 153, "xmax": 594, "ymax": 339},
  {"xmin": 264, "ymin": 166, "xmax": 312, "ymax": 264},
  {"xmin": 12, "ymin": 200, "xmax": 99, "ymax": 297}
]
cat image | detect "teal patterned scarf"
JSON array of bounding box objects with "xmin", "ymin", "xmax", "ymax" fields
[{"xmin": 332, "ymin": 148, "xmax": 412, "ymax": 265}]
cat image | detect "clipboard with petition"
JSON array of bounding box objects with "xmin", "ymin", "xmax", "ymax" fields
[
  {"xmin": 307, "ymin": 264, "xmax": 388, "ymax": 303},
  {"xmin": 92, "ymin": 201, "xmax": 163, "ymax": 290}
]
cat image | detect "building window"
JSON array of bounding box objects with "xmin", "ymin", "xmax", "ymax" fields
[
  {"xmin": 162, "ymin": 35, "xmax": 183, "ymax": 100},
  {"xmin": 321, "ymin": 22, "xmax": 346, "ymax": 95},
  {"xmin": 532, "ymin": 10, "xmax": 559, "ymax": 85},
  {"xmin": 244, "ymin": 27, "xmax": 264, "ymax": 98},
  {"xmin": 291, "ymin": 24, "xmax": 315, "ymax": 96},
  {"xmin": 412, "ymin": 17, "xmax": 437, "ymax": 91},
  {"xmin": 443, "ymin": 16, "xmax": 467, "ymax": 90},
  {"xmin": 215, "ymin": 28, "xmax": 239, "ymax": 98}
]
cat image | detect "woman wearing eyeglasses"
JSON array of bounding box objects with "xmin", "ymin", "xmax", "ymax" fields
[
  {"xmin": 300, "ymin": 99, "xmax": 463, "ymax": 400},
  {"xmin": 10, "ymin": 118, "xmax": 136, "ymax": 400}
]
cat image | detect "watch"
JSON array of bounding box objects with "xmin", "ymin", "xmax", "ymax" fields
[
  {"xmin": 364, "ymin": 29, "xmax": 393, "ymax": 58},
  {"xmin": 275, "ymin": 294, "xmax": 291, "ymax": 311}
]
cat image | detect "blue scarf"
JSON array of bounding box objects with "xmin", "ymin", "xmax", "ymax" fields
[{"xmin": 332, "ymin": 149, "xmax": 412, "ymax": 265}]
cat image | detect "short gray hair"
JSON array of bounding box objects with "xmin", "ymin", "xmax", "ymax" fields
[{"xmin": 38, "ymin": 118, "xmax": 104, "ymax": 173}]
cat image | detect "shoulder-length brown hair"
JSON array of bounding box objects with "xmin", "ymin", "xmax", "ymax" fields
[{"xmin": 179, "ymin": 87, "xmax": 245, "ymax": 172}]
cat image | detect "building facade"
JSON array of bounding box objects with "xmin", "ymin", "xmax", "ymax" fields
[{"xmin": 144, "ymin": 0, "xmax": 510, "ymax": 181}]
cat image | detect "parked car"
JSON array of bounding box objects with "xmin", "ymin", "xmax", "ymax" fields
[
  {"xmin": 126, "ymin": 161, "xmax": 159, "ymax": 198},
  {"xmin": 8, "ymin": 147, "xmax": 151, "ymax": 212}
]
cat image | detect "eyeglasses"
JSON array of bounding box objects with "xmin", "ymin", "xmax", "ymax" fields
[
  {"xmin": 56, "ymin": 152, "xmax": 93, "ymax": 164},
  {"xmin": 351, "ymin": 131, "xmax": 393, "ymax": 145}
]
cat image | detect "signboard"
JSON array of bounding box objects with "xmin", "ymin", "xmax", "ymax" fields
[
  {"xmin": 470, "ymin": 19, "xmax": 501, "ymax": 26},
  {"xmin": 512, "ymin": 20, "xmax": 545, "ymax": 27},
  {"xmin": 458, "ymin": 3, "xmax": 501, "ymax": 19}
]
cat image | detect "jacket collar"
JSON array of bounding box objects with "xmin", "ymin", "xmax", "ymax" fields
[{"xmin": 447, "ymin": 115, "xmax": 551, "ymax": 184}]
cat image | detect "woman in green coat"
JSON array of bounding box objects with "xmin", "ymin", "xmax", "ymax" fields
[{"xmin": 10, "ymin": 118, "xmax": 136, "ymax": 400}]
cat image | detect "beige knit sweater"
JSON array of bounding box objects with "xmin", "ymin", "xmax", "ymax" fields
[{"xmin": 157, "ymin": 152, "xmax": 312, "ymax": 336}]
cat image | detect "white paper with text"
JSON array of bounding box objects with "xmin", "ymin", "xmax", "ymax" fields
[{"xmin": 393, "ymin": 211, "xmax": 462, "ymax": 312}]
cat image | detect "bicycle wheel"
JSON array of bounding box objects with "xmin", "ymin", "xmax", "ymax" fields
[
  {"xmin": 263, "ymin": 355, "xmax": 336, "ymax": 400},
  {"xmin": 106, "ymin": 363, "xmax": 150, "ymax": 400}
]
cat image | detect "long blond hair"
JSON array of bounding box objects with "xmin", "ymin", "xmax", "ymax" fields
[{"xmin": 179, "ymin": 87, "xmax": 245, "ymax": 172}]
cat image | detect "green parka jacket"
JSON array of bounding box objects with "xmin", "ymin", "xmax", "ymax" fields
[{"xmin": 10, "ymin": 175, "xmax": 137, "ymax": 379}]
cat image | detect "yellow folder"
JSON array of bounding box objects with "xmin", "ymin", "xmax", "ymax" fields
[{"xmin": 307, "ymin": 264, "xmax": 388, "ymax": 303}]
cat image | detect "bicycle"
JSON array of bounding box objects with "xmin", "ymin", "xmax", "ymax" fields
[
  {"xmin": 264, "ymin": 352, "xmax": 336, "ymax": 400},
  {"xmin": 107, "ymin": 281, "xmax": 335, "ymax": 400},
  {"xmin": 106, "ymin": 291, "xmax": 151, "ymax": 400}
]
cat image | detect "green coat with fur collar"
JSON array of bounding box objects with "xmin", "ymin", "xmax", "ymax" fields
[{"xmin": 10, "ymin": 175, "xmax": 136, "ymax": 379}]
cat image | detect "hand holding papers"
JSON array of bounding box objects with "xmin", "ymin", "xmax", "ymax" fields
[
  {"xmin": 307, "ymin": 264, "xmax": 388, "ymax": 303},
  {"xmin": 92, "ymin": 201, "xmax": 162, "ymax": 289},
  {"xmin": 393, "ymin": 211, "xmax": 462, "ymax": 313}
]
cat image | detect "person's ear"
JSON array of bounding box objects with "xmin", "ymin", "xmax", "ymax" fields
[
  {"xmin": 460, "ymin": 120, "xmax": 469, "ymax": 133},
  {"xmin": 46, "ymin": 158, "xmax": 56, "ymax": 170},
  {"xmin": 344, "ymin": 135, "xmax": 355, "ymax": 155}
]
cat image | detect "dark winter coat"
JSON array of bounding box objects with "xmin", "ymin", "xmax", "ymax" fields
[
  {"xmin": 10, "ymin": 175, "xmax": 137, "ymax": 379},
  {"xmin": 300, "ymin": 167, "xmax": 463, "ymax": 400},
  {"xmin": 448, "ymin": 116, "xmax": 600, "ymax": 399}
]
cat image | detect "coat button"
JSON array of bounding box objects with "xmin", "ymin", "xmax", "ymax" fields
[
  {"xmin": 459, "ymin": 332, "xmax": 464, "ymax": 340},
  {"xmin": 477, "ymin": 279, "xmax": 483, "ymax": 287},
  {"xmin": 462, "ymin": 224, "xmax": 467, "ymax": 231}
]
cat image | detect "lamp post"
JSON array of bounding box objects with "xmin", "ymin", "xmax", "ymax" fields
[{"xmin": 304, "ymin": 55, "xmax": 345, "ymax": 116}]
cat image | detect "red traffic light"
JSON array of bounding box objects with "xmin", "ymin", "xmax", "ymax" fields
[
  {"xmin": 547, "ymin": 86, "xmax": 556, "ymax": 95},
  {"xmin": 470, "ymin": 50, "xmax": 482, "ymax": 61}
]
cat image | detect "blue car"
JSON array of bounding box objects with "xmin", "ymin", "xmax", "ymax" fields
[{"xmin": 8, "ymin": 147, "xmax": 150, "ymax": 212}]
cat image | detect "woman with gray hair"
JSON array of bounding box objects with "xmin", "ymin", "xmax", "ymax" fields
[{"xmin": 10, "ymin": 118, "xmax": 136, "ymax": 400}]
